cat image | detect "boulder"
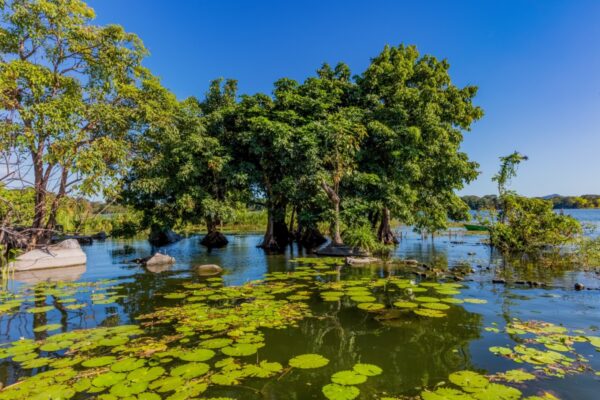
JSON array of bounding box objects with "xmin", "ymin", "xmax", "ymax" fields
[
  {"xmin": 194, "ymin": 264, "xmax": 223, "ymax": 276},
  {"xmin": 10, "ymin": 239, "xmax": 87, "ymax": 271},
  {"xmin": 143, "ymin": 253, "xmax": 175, "ymax": 266},
  {"xmin": 148, "ymin": 229, "xmax": 182, "ymax": 247},
  {"xmin": 200, "ymin": 231, "xmax": 228, "ymax": 248},
  {"xmin": 345, "ymin": 257, "xmax": 381, "ymax": 265}
]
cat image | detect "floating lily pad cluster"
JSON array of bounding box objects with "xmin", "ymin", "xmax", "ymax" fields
[
  {"xmin": 315, "ymin": 274, "xmax": 486, "ymax": 319},
  {"xmin": 322, "ymin": 363, "xmax": 382, "ymax": 400},
  {"xmin": 0, "ymin": 279, "xmax": 123, "ymax": 319},
  {"xmin": 487, "ymin": 319, "xmax": 599, "ymax": 378}
]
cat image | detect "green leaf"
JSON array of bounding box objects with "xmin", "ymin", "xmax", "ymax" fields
[
  {"xmin": 331, "ymin": 370, "xmax": 367, "ymax": 385},
  {"xmin": 289, "ymin": 353, "xmax": 330, "ymax": 369},
  {"xmin": 322, "ymin": 383, "xmax": 360, "ymax": 400},
  {"xmin": 353, "ymin": 363, "xmax": 382, "ymax": 376}
]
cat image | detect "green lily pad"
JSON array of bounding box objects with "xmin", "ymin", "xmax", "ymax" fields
[
  {"xmin": 289, "ymin": 353, "xmax": 330, "ymax": 369},
  {"xmin": 82, "ymin": 356, "xmax": 117, "ymax": 368},
  {"xmin": 448, "ymin": 370, "xmax": 489, "ymax": 392},
  {"xmin": 357, "ymin": 303, "xmax": 385, "ymax": 311},
  {"xmin": 170, "ymin": 362, "xmax": 210, "ymax": 379},
  {"xmin": 353, "ymin": 363, "xmax": 382, "ymax": 376},
  {"xmin": 111, "ymin": 357, "xmax": 146, "ymax": 372},
  {"xmin": 177, "ymin": 348, "xmax": 215, "ymax": 362},
  {"xmin": 322, "ymin": 383, "xmax": 360, "ymax": 400},
  {"xmin": 331, "ymin": 370, "xmax": 367, "ymax": 385}
]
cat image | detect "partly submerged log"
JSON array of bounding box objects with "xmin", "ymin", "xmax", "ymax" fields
[{"xmin": 10, "ymin": 239, "xmax": 87, "ymax": 271}]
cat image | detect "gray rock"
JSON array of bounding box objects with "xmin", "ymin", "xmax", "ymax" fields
[
  {"xmin": 143, "ymin": 253, "xmax": 175, "ymax": 266},
  {"xmin": 575, "ymin": 282, "xmax": 585, "ymax": 291},
  {"xmin": 315, "ymin": 244, "xmax": 367, "ymax": 257},
  {"xmin": 194, "ymin": 264, "xmax": 223, "ymax": 276},
  {"xmin": 345, "ymin": 257, "xmax": 381, "ymax": 265},
  {"xmin": 10, "ymin": 239, "xmax": 87, "ymax": 271}
]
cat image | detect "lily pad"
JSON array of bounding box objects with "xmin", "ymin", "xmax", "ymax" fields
[
  {"xmin": 331, "ymin": 370, "xmax": 367, "ymax": 385},
  {"xmin": 289, "ymin": 353, "xmax": 330, "ymax": 369},
  {"xmin": 322, "ymin": 383, "xmax": 360, "ymax": 400}
]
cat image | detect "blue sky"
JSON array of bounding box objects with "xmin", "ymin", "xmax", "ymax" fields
[{"xmin": 88, "ymin": 0, "xmax": 600, "ymax": 196}]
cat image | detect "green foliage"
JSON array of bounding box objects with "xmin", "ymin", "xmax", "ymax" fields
[
  {"xmin": 0, "ymin": 0, "xmax": 171, "ymax": 238},
  {"xmin": 342, "ymin": 225, "xmax": 378, "ymax": 253},
  {"xmin": 488, "ymin": 194, "xmax": 582, "ymax": 254}
]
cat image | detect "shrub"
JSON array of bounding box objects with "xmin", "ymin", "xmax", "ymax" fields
[
  {"xmin": 487, "ymin": 195, "xmax": 582, "ymax": 254},
  {"xmin": 342, "ymin": 225, "xmax": 379, "ymax": 253}
]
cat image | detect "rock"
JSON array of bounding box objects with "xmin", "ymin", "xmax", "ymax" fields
[
  {"xmin": 575, "ymin": 282, "xmax": 585, "ymax": 291},
  {"xmin": 467, "ymin": 252, "xmax": 476, "ymax": 256},
  {"xmin": 492, "ymin": 278, "xmax": 506, "ymax": 284},
  {"xmin": 200, "ymin": 231, "xmax": 228, "ymax": 248},
  {"xmin": 10, "ymin": 239, "xmax": 87, "ymax": 271},
  {"xmin": 345, "ymin": 257, "xmax": 381, "ymax": 265},
  {"xmin": 148, "ymin": 229, "xmax": 182, "ymax": 247},
  {"xmin": 143, "ymin": 253, "xmax": 175, "ymax": 266},
  {"xmin": 194, "ymin": 264, "xmax": 223, "ymax": 276}
]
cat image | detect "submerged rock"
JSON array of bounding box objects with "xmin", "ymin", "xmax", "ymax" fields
[
  {"xmin": 194, "ymin": 264, "xmax": 223, "ymax": 276},
  {"xmin": 148, "ymin": 229, "xmax": 182, "ymax": 247},
  {"xmin": 345, "ymin": 257, "xmax": 381, "ymax": 265},
  {"xmin": 143, "ymin": 253, "xmax": 175, "ymax": 266},
  {"xmin": 200, "ymin": 231, "xmax": 228, "ymax": 248},
  {"xmin": 10, "ymin": 239, "xmax": 87, "ymax": 271},
  {"xmin": 575, "ymin": 282, "xmax": 585, "ymax": 291}
]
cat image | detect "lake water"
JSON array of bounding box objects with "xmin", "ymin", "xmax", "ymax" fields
[{"xmin": 1, "ymin": 210, "xmax": 600, "ymax": 399}]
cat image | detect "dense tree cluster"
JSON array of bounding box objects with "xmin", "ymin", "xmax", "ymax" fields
[
  {"xmin": 0, "ymin": 0, "xmax": 483, "ymax": 251},
  {"xmin": 122, "ymin": 47, "xmax": 483, "ymax": 250}
]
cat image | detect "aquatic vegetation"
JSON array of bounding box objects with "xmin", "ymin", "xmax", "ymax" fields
[{"xmin": 289, "ymin": 353, "xmax": 330, "ymax": 369}]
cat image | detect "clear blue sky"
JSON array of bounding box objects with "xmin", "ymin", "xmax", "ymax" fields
[{"xmin": 88, "ymin": 0, "xmax": 600, "ymax": 196}]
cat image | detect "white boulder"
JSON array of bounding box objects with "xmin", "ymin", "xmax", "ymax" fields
[
  {"xmin": 143, "ymin": 253, "xmax": 175, "ymax": 266},
  {"xmin": 9, "ymin": 239, "xmax": 87, "ymax": 271}
]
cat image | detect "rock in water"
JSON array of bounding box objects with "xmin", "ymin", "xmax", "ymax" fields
[
  {"xmin": 10, "ymin": 239, "xmax": 87, "ymax": 271},
  {"xmin": 575, "ymin": 282, "xmax": 585, "ymax": 291},
  {"xmin": 345, "ymin": 257, "xmax": 381, "ymax": 265},
  {"xmin": 200, "ymin": 231, "xmax": 228, "ymax": 248},
  {"xmin": 194, "ymin": 264, "xmax": 223, "ymax": 276},
  {"xmin": 148, "ymin": 229, "xmax": 182, "ymax": 247},
  {"xmin": 315, "ymin": 244, "xmax": 367, "ymax": 257},
  {"xmin": 143, "ymin": 253, "xmax": 175, "ymax": 266}
]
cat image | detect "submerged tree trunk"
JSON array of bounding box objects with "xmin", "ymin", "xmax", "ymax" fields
[
  {"xmin": 377, "ymin": 207, "xmax": 399, "ymax": 245},
  {"xmin": 321, "ymin": 181, "xmax": 343, "ymax": 245},
  {"xmin": 259, "ymin": 202, "xmax": 290, "ymax": 251},
  {"xmin": 200, "ymin": 217, "xmax": 228, "ymax": 248}
]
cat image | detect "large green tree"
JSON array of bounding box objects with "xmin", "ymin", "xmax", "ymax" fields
[
  {"xmin": 358, "ymin": 44, "xmax": 483, "ymax": 242},
  {"xmin": 122, "ymin": 79, "xmax": 242, "ymax": 247},
  {"xmin": 0, "ymin": 0, "xmax": 165, "ymax": 245}
]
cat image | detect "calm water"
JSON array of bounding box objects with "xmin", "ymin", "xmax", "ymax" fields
[{"xmin": 1, "ymin": 210, "xmax": 600, "ymax": 399}]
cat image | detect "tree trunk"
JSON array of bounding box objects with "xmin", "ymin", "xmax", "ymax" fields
[
  {"xmin": 31, "ymin": 152, "xmax": 48, "ymax": 247},
  {"xmin": 200, "ymin": 217, "xmax": 228, "ymax": 248},
  {"xmin": 259, "ymin": 202, "xmax": 290, "ymax": 251},
  {"xmin": 321, "ymin": 181, "xmax": 343, "ymax": 245},
  {"xmin": 377, "ymin": 207, "xmax": 399, "ymax": 245}
]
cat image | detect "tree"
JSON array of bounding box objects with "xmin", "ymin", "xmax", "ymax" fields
[
  {"xmin": 358, "ymin": 44, "xmax": 483, "ymax": 243},
  {"xmin": 121, "ymin": 83, "xmax": 240, "ymax": 247},
  {"xmin": 492, "ymin": 151, "xmax": 528, "ymax": 196},
  {"xmin": 0, "ymin": 0, "xmax": 164, "ymax": 245}
]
